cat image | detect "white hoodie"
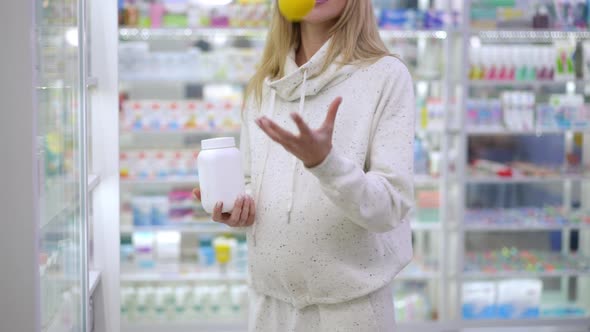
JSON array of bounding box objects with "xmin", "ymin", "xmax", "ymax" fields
[{"xmin": 241, "ymin": 40, "xmax": 414, "ymax": 309}]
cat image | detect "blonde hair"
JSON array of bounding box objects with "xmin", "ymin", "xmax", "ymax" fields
[{"xmin": 245, "ymin": 0, "xmax": 390, "ymax": 108}]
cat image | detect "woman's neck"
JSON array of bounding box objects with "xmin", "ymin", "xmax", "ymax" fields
[{"xmin": 295, "ymin": 21, "xmax": 335, "ymax": 67}]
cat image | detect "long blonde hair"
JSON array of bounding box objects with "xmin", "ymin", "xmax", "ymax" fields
[{"xmin": 245, "ymin": 0, "xmax": 390, "ymax": 107}]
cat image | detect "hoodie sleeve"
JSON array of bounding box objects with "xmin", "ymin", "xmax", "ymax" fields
[{"xmin": 307, "ymin": 62, "xmax": 415, "ymax": 233}]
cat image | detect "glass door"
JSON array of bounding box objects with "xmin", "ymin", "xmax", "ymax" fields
[{"xmin": 36, "ymin": 0, "xmax": 88, "ymax": 331}]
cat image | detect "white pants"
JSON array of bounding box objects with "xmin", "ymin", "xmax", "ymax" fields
[{"xmin": 248, "ymin": 285, "xmax": 396, "ymax": 332}]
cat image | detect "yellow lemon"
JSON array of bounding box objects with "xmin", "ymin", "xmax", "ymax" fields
[{"xmin": 278, "ymin": 0, "xmax": 316, "ymax": 22}]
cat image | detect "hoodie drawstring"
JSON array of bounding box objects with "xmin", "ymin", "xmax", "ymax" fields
[
  {"xmin": 252, "ymin": 88, "xmax": 276, "ymax": 246},
  {"xmin": 286, "ymin": 69, "xmax": 308, "ymax": 223}
]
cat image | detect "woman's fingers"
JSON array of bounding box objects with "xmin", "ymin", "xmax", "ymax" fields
[
  {"xmin": 212, "ymin": 196, "xmax": 255, "ymax": 227},
  {"xmin": 238, "ymin": 196, "xmax": 251, "ymax": 227},
  {"xmin": 256, "ymin": 117, "xmax": 297, "ymax": 147},
  {"xmin": 192, "ymin": 188, "xmax": 201, "ymax": 201},
  {"xmin": 290, "ymin": 113, "xmax": 312, "ymax": 137},
  {"xmin": 322, "ymin": 97, "xmax": 343, "ymax": 131},
  {"xmin": 245, "ymin": 198, "xmax": 256, "ymax": 226},
  {"xmin": 227, "ymin": 195, "xmax": 245, "ymax": 226},
  {"xmin": 212, "ymin": 202, "xmax": 224, "ymax": 222}
]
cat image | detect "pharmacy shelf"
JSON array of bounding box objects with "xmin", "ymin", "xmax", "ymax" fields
[
  {"xmin": 474, "ymin": 29, "xmax": 590, "ymax": 41},
  {"xmin": 460, "ymin": 317, "xmax": 590, "ymax": 329},
  {"xmin": 468, "ymin": 79, "xmax": 587, "ymax": 88},
  {"xmin": 119, "ymin": 76, "xmax": 249, "ymax": 85},
  {"xmin": 120, "ymin": 177, "xmax": 199, "ymax": 186},
  {"xmin": 397, "ymin": 271, "xmax": 440, "ymax": 281},
  {"xmin": 119, "ymin": 27, "xmax": 267, "ymax": 40},
  {"xmin": 120, "ymin": 271, "xmax": 248, "ymax": 283},
  {"xmin": 119, "ymin": 27, "xmax": 452, "ymax": 41},
  {"xmin": 466, "ymin": 174, "xmax": 590, "ymax": 184},
  {"xmin": 379, "ymin": 29, "xmax": 449, "ymax": 39},
  {"xmin": 412, "ymin": 222, "xmax": 442, "ymax": 231},
  {"xmin": 462, "ymin": 270, "xmax": 590, "ymax": 279},
  {"xmin": 466, "ymin": 127, "xmax": 590, "ymax": 136},
  {"xmin": 123, "ymin": 321, "xmax": 521, "ymax": 332},
  {"xmin": 464, "ymin": 223, "xmax": 590, "ymax": 232},
  {"xmin": 120, "ymin": 223, "xmax": 245, "ymax": 234},
  {"xmin": 414, "ymin": 174, "xmax": 441, "ymax": 187},
  {"xmin": 120, "ymin": 129, "xmax": 240, "ymax": 139},
  {"xmin": 121, "ymin": 321, "xmax": 246, "ymax": 332}
]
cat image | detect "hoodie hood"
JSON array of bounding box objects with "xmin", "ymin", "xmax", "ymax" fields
[{"xmin": 265, "ymin": 38, "xmax": 358, "ymax": 102}]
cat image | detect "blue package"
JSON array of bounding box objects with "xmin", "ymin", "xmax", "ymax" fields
[
  {"xmin": 462, "ymin": 303, "xmax": 498, "ymax": 319},
  {"xmin": 380, "ymin": 9, "xmax": 412, "ymax": 29}
]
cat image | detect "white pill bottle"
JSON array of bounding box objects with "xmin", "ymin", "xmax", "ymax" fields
[{"xmin": 198, "ymin": 137, "xmax": 245, "ymax": 214}]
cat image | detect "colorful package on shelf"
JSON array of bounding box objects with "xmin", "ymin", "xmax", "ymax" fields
[
  {"xmin": 121, "ymin": 100, "xmax": 242, "ymax": 133},
  {"xmin": 464, "ymin": 249, "xmax": 590, "ymax": 275},
  {"xmin": 118, "ymin": 42, "xmax": 260, "ymax": 82},
  {"xmin": 120, "ymin": 150, "xmax": 199, "ymax": 180},
  {"xmin": 497, "ymin": 279, "xmax": 542, "ymax": 319},
  {"xmin": 554, "ymin": 41, "xmax": 576, "ymax": 81},
  {"xmin": 395, "ymin": 289, "xmax": 432, "ymax": 322},
  {"xmin": 417, "ymin": 98, "xmax": 445, "ymax": 131},
  {"xmin": 377, "ymin": 8, "xmax": 449, "ymax": 30},
  {"xmin": 502, "ymin": 91, "xmax": 535, "ymax": 131},
  {"xmin": 582, "ymin": 41, "xmax": 590, "ymax": 80},
  {"xmin": 415, "ymin": 189, "xmax": 440, "ymax": 223},
  {"xmin": 378, "ymin": 9, "xmax": 417, "ymax": 30},
  {"xmin": 120, "ymin": 284, "xmax": 249, "ymax": 323},
  {"xmin": 465, "ymin": 206, "xmax": 590, "ymax": 229},
  {"xmin": 133, "ymin": 232, "xmax": 156, "ymax": 269},
  {"xmin": 470, "ymin": 0, "xmax": 589, "ymax": 30},
  {"xmin": 466, "ymin": 99, "xmax": 503, "ymax": 129},
  {"xmin": 471, "ymin": 159, "xmax": 513, "ymax": 177},
  {"xmin": 510, "ymin": 162, "xmax": 559, "ymax": 177},
  {"xmin": 463, "ymin": 279, "xmax": 542, "ymax": 320},
  {"xmin": 547, "ymin": 94, "xmax": 589, "ymax": 130},
  {"xmin": 470, "ymin": 46, "xmax": 555, "ymax": 82},
  {"xmin": 132, "ymin": 196, "xmax": 169, "ymax": 226},
  {"xmin": 462, "ymin": 281, "xmax": 497, "ymax": 319}
]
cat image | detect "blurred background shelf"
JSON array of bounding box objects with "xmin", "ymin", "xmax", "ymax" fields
[
  {"xmin": 119, "ymin": 27, "xmax": 453, "ymax": 41},
  {"xmin": 464, "ymin": 223, "xmax": 590, "ymax": 232},
  {"xmin": 120, "ymin": 272, "xmax": 248, "ymax": 283},
  {"xmin": 468, "ymin": 80, "xmax": 589, "ymax": 88},
  {"xmin": 465, "ymin": 174, "xmax": 590, "ymax": 184},
  {"xmin": 473, "ymin": 29, "xmax": 590, "ymax": 40},
  {"xmin": 462, "ymin": 270, "xmax": 590, "ymax": 279},
  {"xmin": 465, "ymin": 127, "xmax": 590, "ymax": 136},
  {"xmin": 120, "ymin": 222, "xmax": 244, "ymax": 234},
  {"xmin": 120, "ymin": 177, "xmax": 199, "ymax": 186}
]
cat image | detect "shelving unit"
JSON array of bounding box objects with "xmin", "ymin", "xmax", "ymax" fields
[
  {"xmin": 119, "ymin": 222, "xmax": 245, "ymax": 235},
  {"xmin": 449, "ymin": 1, "xmax": 590, "ymax": 328},
  {"xmin": 118, "ymin": 27, "xmax": 452, "ymax": 41},
  {"xmin": 120, "ymin": 177, "xmax": 199, "ymax": 186}
]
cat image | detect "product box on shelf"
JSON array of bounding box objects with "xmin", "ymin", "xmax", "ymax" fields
[
  {"xmin": 120, "ymin": 0, "xmax": 271, "ymax": 28},
  {"xmin": 467, "ymin": 93, "xmax": 590, "ymax": 132},
  {"xmin": 121, "ymin": 100, "xmax": 241, "ymax": 133},
  {"xmin": 463, "ymin": 279, "xmax": 543, "ymax": 320},
  {"xmin": 470, "ymin": 45, "xmax": 555, "ymax": 82},
  {"xmin": 470, "ymin": 0, "xmax": 589, "ymax": 30},
  {"xmin": 120, "ymin": 150, "xmax": 200, "ymax": 180},
  {"xmin": 121, "ymin": 283, "xmax": 249, "ymax": 323}
]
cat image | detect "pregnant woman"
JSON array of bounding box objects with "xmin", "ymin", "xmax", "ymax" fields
[{"xmin": 195, "ymin": 0, "xmax": 415, "ymax": 330}]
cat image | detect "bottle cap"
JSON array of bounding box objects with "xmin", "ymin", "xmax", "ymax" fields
[{"xmin": 201, "ymin": 137, "xmax": 236, "ymax": 150}]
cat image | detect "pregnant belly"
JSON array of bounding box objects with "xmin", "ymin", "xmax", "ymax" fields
[{"xmin": 248, "ymin": 206, "xmax": 373, "ymax": 301}]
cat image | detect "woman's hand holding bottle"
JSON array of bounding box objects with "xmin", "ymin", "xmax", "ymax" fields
[{"xmin": 193, "ymin": 189, "xmax": 256, "ymax": 227}]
